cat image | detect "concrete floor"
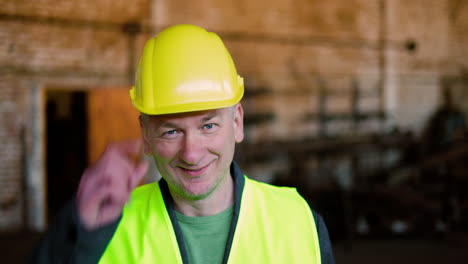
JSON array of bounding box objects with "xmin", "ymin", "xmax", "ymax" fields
[
  {"xmin": 1, "ymin": 232, "xmax": 43, "ymax": 264},
  {"xmin": 1, "ymin": 232, "xmax": 467, "ymax": 263},
  {"xmin": 334, "ymin": 235, "xmax": 468, "ymax": 263}
]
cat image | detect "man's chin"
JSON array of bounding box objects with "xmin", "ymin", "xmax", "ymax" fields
[
  {"xmin": 184, "ymin": 193, "xmax": 210, "ymax": 200},
  {"xmin": 180, "ymin": 185, "xmax": 216, "ymax": 200},
  {"xmin": 182, "ymin": 189, "xmax": 211, "ymax": 200}
]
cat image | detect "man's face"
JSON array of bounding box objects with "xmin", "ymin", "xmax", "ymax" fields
[{"xmin": 140, "ymin": 104, "xmax": 244, "ymax": 200}]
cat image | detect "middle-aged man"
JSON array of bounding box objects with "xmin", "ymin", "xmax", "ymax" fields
[{"xmin": 30, "ymin": 24, "xmax": 335, "ymax": 264}]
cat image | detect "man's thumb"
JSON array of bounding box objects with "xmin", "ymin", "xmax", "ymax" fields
[{"xmin": 130, "ymin": 160, "xmax": 149, "ymax": 190}]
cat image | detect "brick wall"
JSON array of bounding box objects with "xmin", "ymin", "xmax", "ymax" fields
[
  {"xmin": 385, "ymin": 0, "xmax": 468, "ymax": 134},
  {"xmin": 153, "ymin": 0, "xmax": 465, "ymax": 137},
  {"xmin": 153, "ymin": 0, "xmax": 383, "ymax": 140},
  {"xmin": 1, "ymin": 0, "xmax": 151, "ymax": 23},
  {"xmin": 0, "ymin": 75, "xmax": 24, "ymax": 230},
  {"xmin": 448, "ymin": 0, "xmax": 468, "ymax": 114},
  {"xmin": 0, "ymin": 0, "xmax": 151, "ymax": 232}
]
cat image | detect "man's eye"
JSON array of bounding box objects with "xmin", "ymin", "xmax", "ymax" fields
[
  {"xmin": 202, "ymin": 123, "xmax": 219, "ymax": 133},
  {"xmin": 203, "ymin": 123, "xmax": 215, "ymax": 130},
  {"xmin": 162, "ymin": 130, "xmax": 178, "ymax": 138}
]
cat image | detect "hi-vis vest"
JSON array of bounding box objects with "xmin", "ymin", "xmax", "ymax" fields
[{"xmin": 99, "ymin": 175, "xmax": 321, "ymax": 263}]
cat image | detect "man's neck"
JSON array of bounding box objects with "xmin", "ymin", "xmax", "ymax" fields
[{"xmin": 170, "ymin": 174, "xmax": 234, "ymax": 217}]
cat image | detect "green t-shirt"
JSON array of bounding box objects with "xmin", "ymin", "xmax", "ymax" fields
[{"xmin": 175, "ymin": 206, "xmax": 233, "ymax": 264}]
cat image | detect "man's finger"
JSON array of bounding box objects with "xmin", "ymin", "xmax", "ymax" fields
[
  {"xmin": 112, "ymin": 139, "xmax": 143, "ymax": 158},
  {"xmin": 77, "ymin": 171, "xmax": 111, "ymax": 200},
  {"xmin": 77, "ymin": 186, "xmax": 112, "ymax": 229},
  {"xmin": 129, "ymin": 160, "xmax": 149, "ymax": 190}
]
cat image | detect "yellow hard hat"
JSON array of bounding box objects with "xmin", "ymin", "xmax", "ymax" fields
[{"xmin": 130, "ymin": 24, "xmax": 244, "ymax": 115}]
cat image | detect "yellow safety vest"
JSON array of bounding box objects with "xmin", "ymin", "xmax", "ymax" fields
[{"xmin": 99, "ymin": 176, "xmax": 321, "ymax": 263}]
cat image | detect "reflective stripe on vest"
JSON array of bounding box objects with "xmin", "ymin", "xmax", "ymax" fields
[{"xmin": 99, "ymin": 176, "xmax": 321, "ymax": 263}]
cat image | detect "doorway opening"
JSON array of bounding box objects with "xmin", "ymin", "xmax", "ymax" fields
[
  {"xmin": 45, "ymin": 90, "xmax": 88, "ymax": 221},
  {"xmin": 42, "ymin": 87, "xmax": 158, "ymax": 225}
]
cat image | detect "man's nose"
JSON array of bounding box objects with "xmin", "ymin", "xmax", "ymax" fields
[{"xmin": 179, "ymin": 133, "xmax": 203, "ymax": 165}]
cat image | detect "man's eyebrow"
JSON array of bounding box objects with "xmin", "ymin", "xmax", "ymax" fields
[
  {"xmin": 158, "ymin": 122, "xmax": 179, "ymax": 129},
  {"xmin": 150, "ymin": 110, "xmax": 220, "ymax": 128},
  {"xmin": 201, "ymin": 111, "xmax": 219, "ymax": 122}
]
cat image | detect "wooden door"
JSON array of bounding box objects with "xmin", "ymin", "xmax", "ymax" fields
[{"xmin": 87, "ymin": 88, "xmax": 141, "ymax": 164}]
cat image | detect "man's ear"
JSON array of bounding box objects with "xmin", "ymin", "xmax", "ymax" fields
[
  {"xmin": 139, "ymin": 115, "xmax": 152, "ymax": 155},
  {"xmin": 233, "ymin": 103, "xmax": 244, "ymax": 143}
]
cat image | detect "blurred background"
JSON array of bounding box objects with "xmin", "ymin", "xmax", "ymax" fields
[{"xmin": 1, "ymin": 0, "xmax": 468, "ymax": 263}]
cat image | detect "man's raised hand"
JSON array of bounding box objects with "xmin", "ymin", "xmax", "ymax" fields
[{"xmin": 76, "ymin": 140, "xmax": 149, "ymax": 230}]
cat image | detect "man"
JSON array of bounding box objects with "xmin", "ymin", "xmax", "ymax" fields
[{"xmin": 31, "ymin": 24, "xmax": 335, "ymax": 263}]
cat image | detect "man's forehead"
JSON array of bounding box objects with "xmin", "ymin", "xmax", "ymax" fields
[{"xmin": 145, "ymin": 108, "xmax": 226, "ymax": 123}]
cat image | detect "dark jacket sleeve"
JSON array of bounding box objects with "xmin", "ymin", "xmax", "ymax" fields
[
  {"xmin": 28, "ymin": 198, "xmax": 121, "ymax": 264},
  {"xmin": 312, "ymin": 210, "xmax": 335, "ymax": 264}
]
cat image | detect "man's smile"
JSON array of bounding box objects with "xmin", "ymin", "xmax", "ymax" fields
[{"xmin": 178, "ymin": 161, "xmax": 213, "ymax": 177}]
